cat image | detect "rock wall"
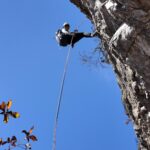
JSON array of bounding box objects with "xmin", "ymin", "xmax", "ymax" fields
[{"xmin": 69, "ymin": 0, "xmax": 150, "ymax": 149}]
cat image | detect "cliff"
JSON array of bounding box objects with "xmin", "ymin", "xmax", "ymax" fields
[{"xmin": 69, "ymin": 0, "xmax": 150, "ymax": 149}]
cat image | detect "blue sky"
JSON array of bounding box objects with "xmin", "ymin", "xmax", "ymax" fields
[{"xmin": 0, "ymin": 0, "xmax": 137, "ymax": 150}]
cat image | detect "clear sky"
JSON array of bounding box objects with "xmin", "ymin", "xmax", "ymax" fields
[{"xmin": 0, "ymin": 0, "xmax": 137, "ymax": 150}]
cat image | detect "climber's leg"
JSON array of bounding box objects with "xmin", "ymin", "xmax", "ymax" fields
[
  {"xmin": 71, "ymin": 32, "xmax": 92, "ymax": 47},
  {"xmin": 62, "ymin": 34, "xmax": 73, "ymax": 45}
]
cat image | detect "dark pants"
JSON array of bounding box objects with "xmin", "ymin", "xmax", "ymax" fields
[{"xmin": 62, "ymin": 32, "xmax": 91, "ymax": 47}]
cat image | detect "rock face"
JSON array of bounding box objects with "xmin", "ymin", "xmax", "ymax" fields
[{"xmin": 69, "ymin": 0, "xmax": 150, "ymax": 149}]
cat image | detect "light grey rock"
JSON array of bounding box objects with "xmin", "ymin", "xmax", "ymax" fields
[{"xmin": 70, "ymin": 0, "xmax": 150, "ymax": 149}]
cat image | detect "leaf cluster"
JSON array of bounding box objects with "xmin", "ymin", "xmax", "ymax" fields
[
  {"xmin": 0, "ymin": 100, "xmax": 38, "ymax": 150},
  {"xmin": 0, "ymin": 100, "xmax": 20, "ymax": 123}
]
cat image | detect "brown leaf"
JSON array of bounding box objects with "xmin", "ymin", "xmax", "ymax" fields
[
  {"xmin": 22, "ymin": 130, "xmax": 29, "ymax": 136},
  {"xmin": 10, "ymin": 136, "xmax": 17, "ymax": 147},
  {"xmin": 0, "ymin": 138, "xmax": 7, "ymax": 145},
  {"xmin": 0, "ymin": 102, "xmax": 6, "ymax": 111},
  {"xmin": 0, "ymin": 138, "xmax": 2, "ymax": 145},
  {"xmin": 29, "ymin": 126, "xmax": 34, "ymax": 134},
  {"xmin": 10, "ymin": 112, "xmax": 20, "ymax": 118},
  {"xmin": 29, "ymin": 135, "xmax": 38, "ymax": 141},
  {"xmin": 3, "ymin": 114, "xmax": 9, "ymax": 123},
  {"xmin": 11, "ymin": 136, "xmax": 17, "ymax": 142},
  {"xmin": 7, "ymin": 100, "xmax": 12, "ymax": 110},
  {"xmin": 7, "ymin": 137, "xmax": 11, "ymax": 143}
]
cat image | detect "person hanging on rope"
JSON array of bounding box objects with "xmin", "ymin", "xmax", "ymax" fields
[{"xmin": 56, "ymin": 22, "xmax": 97, "ymax": 47}]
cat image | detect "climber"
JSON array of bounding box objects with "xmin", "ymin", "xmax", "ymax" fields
[{"xmin": 56, "ymin": 22, "xmax": 96, "ymax": 47}]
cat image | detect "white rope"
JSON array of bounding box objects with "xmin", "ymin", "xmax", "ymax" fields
[{"xmin": 52, "ymin": 36, "xmax": 74, "ymax": 150}]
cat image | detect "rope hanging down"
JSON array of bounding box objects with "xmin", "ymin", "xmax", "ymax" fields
[{"xmin": 52, "ymin": 36, "xmax": 74, "ymax": 150}]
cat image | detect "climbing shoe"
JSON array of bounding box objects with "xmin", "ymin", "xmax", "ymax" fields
[
  {"xmin": 91, "ymin": 31, "xmax": 98, "ymax": 37},
  {"xmin": 83, "ymin": 33, "xmax": 93, "ymax": 37}
]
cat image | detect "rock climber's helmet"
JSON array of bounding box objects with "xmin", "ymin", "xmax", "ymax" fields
[{"xmin": 63, "ymin": 22, "xmax": 70, "ymax": 27}]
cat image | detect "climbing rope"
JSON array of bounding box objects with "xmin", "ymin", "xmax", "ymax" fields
[
  {"xmin": 52, "ymin": 17, "xmax": 91, "ymax": 150},
  {"xmin": 52, "ymin": 36, "xmax": 74, "ymax": 150}
]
